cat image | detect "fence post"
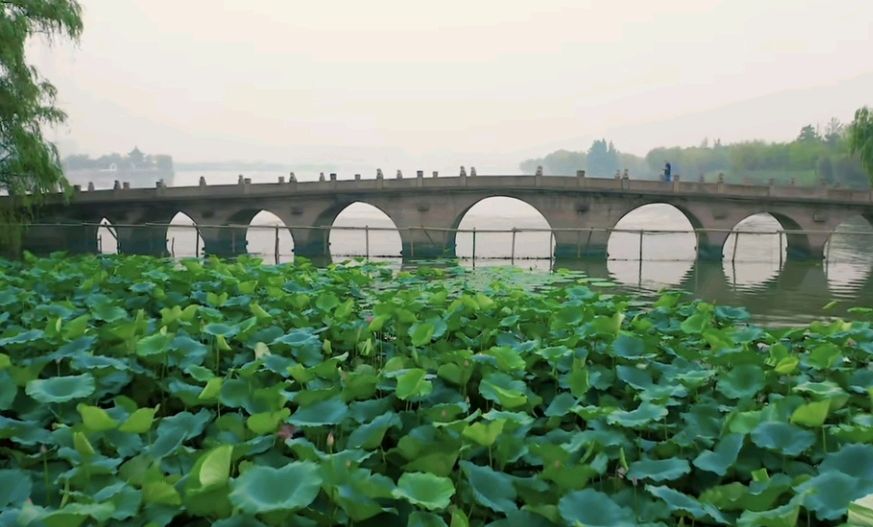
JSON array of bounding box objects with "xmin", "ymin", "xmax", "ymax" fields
[
  {"xmin": 472, "ymin": 227, "xmax": 477, "ymax": 266},
  {"xmin": 824, "ymin": 233, "xmax": 831, "ymax": 266},
  {"xmin": 171, "ymin": 237, "xmax": 175, "ymax": 258},
  {"xmin": 584, "ymin": 230, "xmax": 593, "ymax": 257},
  {"xmin": 731, "ymin": 232, "xmax": 740, "ymax": 263},
  {"xmin": 274, "ymin": 225, "xmax": 280, "ymax": 265},
  {"xmin": 365, "ymin": 225, "xmax": 370, "ymax": 259},
  {"xmin": 549, "ymin": 230, "xmax": 554, "ymax": 270},
  {"xmin": 778, "ymin": 231, "xmax": 784, "ymax": 268},
  {"xmin": 98, "ymin": 235, "xmax": 102, "ymax": 253},
  {"xmin": 195, "ymin": 229, "xmax": 200, "ymax": 258},
  {"xmin": 511, "ymin": 228, "xmax": 517, "ymax": 265},
  {"xmin": 638, "ymin": 229, "xmax": 644, "ymax": 261}
]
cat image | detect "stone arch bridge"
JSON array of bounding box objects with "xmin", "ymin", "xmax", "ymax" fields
[{"xmin": 14, "ymin": 173, "xmax": 873, "ymax": 261}]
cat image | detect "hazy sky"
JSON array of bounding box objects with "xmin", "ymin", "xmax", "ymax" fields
[{"xmin": 31, "ymin": 0, "xmax": 873, "ymax": 173}]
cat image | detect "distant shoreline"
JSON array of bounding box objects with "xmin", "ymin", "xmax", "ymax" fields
[{"xmin": 175, "ymin": 163, "xmax": 339, "ymax": 172}]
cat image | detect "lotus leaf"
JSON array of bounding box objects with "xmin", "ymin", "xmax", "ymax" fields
[
  {"xmin": 717, "ymin": 364, "xmax": 765, "ymax": 400},
  {"xmin": 459, "ymin": 461, "xmax": 518, "ymax": 514},
  {"xmin": 479, "ymin": 373, "xmax": 528, "ymax": 409},
  {"xmin": 750, "ymin": 422, "xmax": 815, "ymax": 456},
  {"xmin": 396, "ymin": 368, "xmax": 434, "ymax": 400},
  {"xmin": 692, "ymin": 433, "xmax": 744, "ymax": 476},
  {"xmin": 3, "ymin": 255, "xmax": 873, "ymax": 526},
  {"xmin": 77, "ymin": 403, "xmax": 119, "ymax": 432},
  {"xmin": 392, "ymin": 472, "xmax": 455, "ymax": 510},
  {"xmin": 25, "ymin": 373, "xmax": 95, "ymax": 403},
  {"xmin": 462, "ymin": 419, "xmax": 505, "ymax": 447},
  {"xmin": 797, "ymin": 472, "xmax": 869, "ymax": 521},
  {"xmin": 289, "ymin": 396, "xmax": 348, "ymax": 426},
  {"xmin": 627, "ymin": 458, "xmax": 691, "ymax": 482},
  {"xmin": 229, "ymin": 462, "xmax": 322, "ymax": 514},
  {"xmin": 558, "ymin": 489, "xmax": 636, "ymax": 527}
]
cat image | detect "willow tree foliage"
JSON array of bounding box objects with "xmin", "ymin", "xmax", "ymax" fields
[
  {"xmin": 0, "ymin": 0, "xmax": 82, "ymax": 248},
  {"xmin": 849, "ymin": 106, "xmax": 873, "ymax": 182}
]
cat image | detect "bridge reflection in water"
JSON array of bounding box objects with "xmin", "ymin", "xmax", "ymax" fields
[
  {"xmin": 46, "ymin": 215, "xmax": 873, "ymax": 325},
  {"xmin": 17, "ymin": 177, "xmax": 873, "ymax": 325}
]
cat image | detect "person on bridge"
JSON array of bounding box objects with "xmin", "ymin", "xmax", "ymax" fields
[{"xmin": 664, "ymin": 162, "xmax": 672, "ymax": 182}]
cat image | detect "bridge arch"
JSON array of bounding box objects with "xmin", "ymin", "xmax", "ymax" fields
[
  {"xmin": 606, "ymin": 203, "xmax": 698, "ymax": 289},
  {"xmin": 246, "ymin": 210, "xmax": 294, "ymax": 264},
  {"xmin": 722, "ymin": 211, "xmax": 810, "ymax": 261},
  {"xmin": 326, "ymin": 202, "xmax": 402, "ymax": 261},
  {"xmin": 166, "ymin": 211, "xmax": 204, "ymax": 258},
  {"xmin": 97, "ymin": 218, "xmax": 118, "ymax": 254},
  {"xmin": 822, "ymin": 213, "xmax": 873, "ymax": 293},
  {"xmin": 453, "ymin": 196, "xmax": 555, "ymax": 263}
]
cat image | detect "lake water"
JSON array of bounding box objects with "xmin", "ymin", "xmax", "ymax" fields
[{"xmin": 95, "ymin": 169, "xmax": 873, "ymax": 325}]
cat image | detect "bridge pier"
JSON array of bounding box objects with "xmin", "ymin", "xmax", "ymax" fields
[
  {"xmin": 22, "ymin": 223, "xmax": 96, "ymax": 255},
  {"xmin": 787, "ymin": 231, "xmax": 828, "ymax": 261},
  {"xmin": 553, "ymin": 230, "xmax": 610, "ymax": 259},
  {"xmin": 400, "ymin": 227, "xmax": 455, "ymax": 259},
  {"xmin": 117, "ymin": 225, "xmax": 168, "ymax": 256},
  {"xmin": 696, "ymin": 230, "xmax": 732, "ymax": 261},
  {"xmin": 290, "ymin": 227, "xmax": 330, "ymax": 259},
  {"xmin": 199, "ymin": 226, "xmax": 248, "ymax": 257}
]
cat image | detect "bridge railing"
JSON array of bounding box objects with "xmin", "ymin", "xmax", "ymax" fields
[
  {"xmin": 13, "ymin": 221, "xmax": 873, "ymax": 266},
  {"xmin": 18, "ymin": 172, "xmax": 873, "ymax": 205}
]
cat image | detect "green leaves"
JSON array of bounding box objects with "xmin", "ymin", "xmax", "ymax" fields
[
  {"xmin": 796, "ymin": 472, "xmax": 868, "ymax": 521},
  {"xmin": 558, "ymin": 489, "xmax": 635, "ymax": 527},
  {"xmin": 750, "ymin": 422, "xmax": 815, "ymax": 456},
  {"xmin": 136, "ymin": 332, "xmax": 174, "ymax": 357},
  {"xmin": 26, "ymin": 373, "xmax": 95, "ymax": 403},
  {"xmin": 692, "ymin": 433, "xmax": 744, "ymax": 476},
  {"xmin": 396, "ymin": 369, "xmax": 434, "ymax": 400},
  {"xmin": 790, "ymin": 399, "xmax": 830, "ymax": 427},
  {"xmin": 479, "ymin": 373, "xmax": 528, "ymax": 409},
  {"xmin": 77, "ymin": 404, "xmax": 118, "ymax": 432},
  {"xmin": 196, "ymin": 445, "xmax": 233, "ymax": 489},
  {"xmin": 627, "ymin": 458, "xmax": 691, "ymax": 482},
  {"xmin": 462, "ymin": 419, "xmax": 505, "ymax": 447},
  {"xmin": 647, "ymin": 485, "xmax": 727, "ymax": 524},
  {"xmin": 612, "ymin": 333, "xmax": 648, "ymax": 359},
  {"xmin": 289, "ymin": 396, "xmax": 348, "ymax": 426},
  {"xmin": 118, "ymin": 406, "xmax": 158, "ymax": 434},
  {"xmin": 5, "ymin": 255, "xmax": 873, "ymax": 526},
  {"xmin": 392, "ymin": 472, "xmax": 455, "ymax": 510},
  {"xmin": 246, "ymin": 408, "xmax": 290, "ymax": 435},
  {"xmin": 229, "ymin": 462, "xmax": 322, "ymax": 514},
  {"xmin": 410, "ymin": 321, "xmax": 437, "ymax": 346},
  {"xmin": 607, "ymin": 402, "xmax": 668, "ymax": 428},
  {"xmin": 821, "ymin": 444, "xmax": 873, "ymax": 481},
  {"xmin": 0, "ymin": 469, "xmax": 31, "ymax": 507},
  {"xmin": 347, "ymin": 412, "xmax": 401, "ymax": 449},
  {"xmin": 459, "ymin": 462, "xmax": 517, "ymax": 514},
  {"xmin": 717, "ymin": 364, "xmax": 765, "ymax": 400}
]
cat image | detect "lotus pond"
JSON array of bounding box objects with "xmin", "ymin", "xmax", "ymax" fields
[{"xmin": 2, "ymin": 254, "xmax": 873, "ymax": 526}]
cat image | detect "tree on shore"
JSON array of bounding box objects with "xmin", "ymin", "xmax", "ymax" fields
[
  {"xmin": 1, "ymin": 0, "xmax": 83, "ymax": 250},
  {"xmin": 848, "ymin": 106, "xmax": 873, "ymax": 182}
]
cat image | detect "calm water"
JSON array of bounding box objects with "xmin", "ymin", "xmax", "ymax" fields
[{"xmin": 95, "ymin": 170, "xmax": 873, "ymax": 325}]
